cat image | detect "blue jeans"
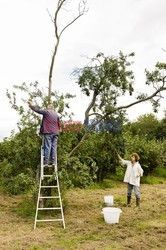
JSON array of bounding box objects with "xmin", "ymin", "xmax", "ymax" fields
[
  {"xmin": 44, "ymin": 134, "xmax": 58, "ymax": 164},
  {"xmin": 127, "ymin": 183, "xmax": 140, "ymax": 198}
]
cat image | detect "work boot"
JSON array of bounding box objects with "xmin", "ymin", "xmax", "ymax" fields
[
  {"xmin": 136, "ymin": 197, "xmax": 140, "ymax": 208},
  {"xmin": 127, "ymin": 196, "xmax": 131, "ymax": 207}
]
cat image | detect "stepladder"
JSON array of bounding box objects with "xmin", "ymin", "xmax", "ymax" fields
[{"xmin": 34, "ymin": 139, "xmax": 65, "ymax": 229}]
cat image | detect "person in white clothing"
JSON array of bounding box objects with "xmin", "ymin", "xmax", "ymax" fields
[{"xmin": 118, "ymin": 153, "xmax": 143, "ymax": 208}]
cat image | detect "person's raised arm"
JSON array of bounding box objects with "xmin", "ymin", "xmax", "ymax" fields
[
  {"xmin": 117, "ymin": 153, "xmax": 130, "ymax": 165},
  {"xmin": 28, "ymin": 100, "xmax": 47, "ymax": 115},
  {"xmin": 117, "ymin": 153, "xmax": 123, "ymax": 161}
]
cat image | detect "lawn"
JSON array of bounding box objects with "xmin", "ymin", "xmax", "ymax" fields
[{"xmin": 0, "ymin": 182, "xmax": 166, "ymax": 250}]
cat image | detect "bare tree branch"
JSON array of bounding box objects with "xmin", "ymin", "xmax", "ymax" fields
[
  {"xmin": 162, "ymin": 48, "xmax": 166, "ymax": 53},
  {"xmin": 59, "ymin": 13, "xmax": 84, "ymax": 37},
  {"xmin": 89, "ymin": 112, "xmax": 103, "ymax": 117},
  {"xmin": 47, "ymin": 0, "xmax": 87, "ymax": 101},
  {"xmin": 54, "ymin": 0, "xmax": 65, "ymax": 39},
  {"xmin": 46, "ymin": 8, "xmax": 54, "ymax": 23},
  {"xmin": 99, "ymin": 86, "xmax": 166, "ymax": 122}
]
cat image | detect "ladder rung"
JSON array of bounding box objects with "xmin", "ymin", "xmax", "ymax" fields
[
  {"xmin": 39, "ymin": 196, "xmax": 60, "ymax": 199},
  {"xmin": 43, "ymin": 165, "xmax": 55, "ymax": 167},
  {"xmin": 36, "ymin": 219, "xmax": 63, "ymax": 222},
  {"xmin": 41, "ymin": 186, "xmax": 58, "ymax": 188},
  {"xmin": 38, "ymin": 207, "xmax": 61, "ymax": 210},
  {"xmin": 43, "ymin": 175, "xmax": 56, "ymax": 178}
]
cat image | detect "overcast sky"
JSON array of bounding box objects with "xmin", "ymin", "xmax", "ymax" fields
[{"xmin": 0, "ymin": 0, "xmax": 166, "ymax": 141}]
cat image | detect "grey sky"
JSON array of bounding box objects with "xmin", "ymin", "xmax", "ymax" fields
[{"xmin": 0, "ymin": 0, "xmax": 166, "ymax": 141}]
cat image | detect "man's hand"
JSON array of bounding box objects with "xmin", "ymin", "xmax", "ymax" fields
[{"xmin": 28, "ymin": 100, "xmax": 33, "ymax": 106}]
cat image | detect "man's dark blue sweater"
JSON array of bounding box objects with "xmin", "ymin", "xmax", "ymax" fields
[{"xmin": 30, "ymin": 106, "xmax": 60, "ymax": 135}]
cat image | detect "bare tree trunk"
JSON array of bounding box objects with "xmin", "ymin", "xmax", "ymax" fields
[
  {"xmin": 85, "ymin": 90, "xmax": 98, "ymax": 122},
  {"xmin": 47, "ymin": 0, "xmax": 87, "ymax": 101},
  {"xmin": 48, "ymin": 39, "xmax": 60, "ymax": 100}
]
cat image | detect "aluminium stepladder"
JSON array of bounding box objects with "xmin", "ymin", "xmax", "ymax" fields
[{"xmin": 34, "ymin": 139, "xmax": 65, "ymax": 229}]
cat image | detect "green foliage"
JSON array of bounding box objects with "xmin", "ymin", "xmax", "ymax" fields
[
  {"xmin": 0, "ymin": 81, "xmax": 76, "ymax": 194},
  {"xmin": 74, "ymin": 52, "xmax": 135, "ymax": 116},
  {"xmin": 128, "ymin": 113, "xmax": 159, "ymax": 140},
  {"xmin": 145, "ymin": 62, "xmax": 166, "ymax": 112},
  {"xmin": 79, "ymin": 132, "xmax": 122, "ymax": 182},
  {"xmin": 6, "ymin": 81, "xmax": 75, "ymax": 130},
  {"xmin": 3, "ymin": 172, "xmax": 35, "ymax": 195},
  {"xmin": 0, "ymin": 128, "xmax": 40, "ymax": 194},
  {"xmin": 155, "ymin": 112, "xmax": 166, "ymax": 140},
  {"xmin": 58, "ymin": 154, "xmax": 98, "ymax": 188},
  {"xmin": 153, "ymin": 166, "xmax": 166, "ymax": 178}
]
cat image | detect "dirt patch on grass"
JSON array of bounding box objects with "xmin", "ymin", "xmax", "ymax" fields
[{"xmin": 0, "ymin": 183, "xmax": 166, "ymax": 249}]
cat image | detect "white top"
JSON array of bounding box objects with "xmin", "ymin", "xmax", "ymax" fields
[{"xmin": 121, "ymin": 159, "xmax": 143, "ymax": 187}]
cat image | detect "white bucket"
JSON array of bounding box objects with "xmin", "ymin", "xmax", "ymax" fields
[
  {"xmin": 104, "ymin": 195, "xmax": 114, "ymax": 206},
  {"xmin": 102, "ymin": 207, "xmax": 122, "ymax": 224}
]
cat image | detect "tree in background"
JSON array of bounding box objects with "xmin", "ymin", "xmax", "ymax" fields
[
  {"xmin": 128, "ymin": 113, "xmax": 159, "ymax": 140},
  {"xmin": 123, "ymin": 131, "xmax": 164, "ymax": 176},
  {"xmin": 156, "ymin": 111, "xmax": 166, "ymax": 141},
  {"xmin": 2, "ymin": 81, "xmax": 75, "ymax": 194},
  {"xmin": 69, "ymin": 53, "xmax": 166, "ymax": 156}
]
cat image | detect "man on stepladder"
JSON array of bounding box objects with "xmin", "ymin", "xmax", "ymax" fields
[
  {"xmin": 118, "ymin": 153, "xmax": 143, "ymax": 208},
  {"xmin": 28, "ymin": 100, "xmax": 60, "ymax": 169}
]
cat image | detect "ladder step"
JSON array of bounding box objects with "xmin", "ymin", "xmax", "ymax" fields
[
  {"xmin": 39, "ymin": 196, "xmax": 60, "ymax": 199},
  {"xmin": 38, "ymin": 207, "xmax": 61, "ymax": 210},
  {"xmin": 43, "ymin": 164, "xmax": 55, "ymax": 167},
  {"xmin": 43, "ymin": 175, "xmax": 56, "ymax": 178},
  {"xmin": 36, "ymin": 219, "xmax": 63, "ymax": 222},
  {"xmin": 41, "ymin": 186, "xmax": 58, "ymax": 188}
]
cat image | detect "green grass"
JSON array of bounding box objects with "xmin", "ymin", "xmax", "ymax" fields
[
  {"xmin": 11, "ymin": 195, "xmax": 36, "ymax": 219},
  {"xmin": 141, "ymin": 176, "xmax": 166, "ymax": 184},
  {"xmin": 114, "ymin": 195, "xmax": 126, "ymax": 206},
  {"xmin": 135, "ymin": 221, "xmax": 150, "ymax": 230},
  {"xmin": 88, "ymin": 179, "xmax": 119, "ymax": 190},
  {"xmin": 29, "ymin": 246, "xmax": 43, "ymax": 250},
  {"xmin": 1, "ymin": 183, "xmax": 166, "ymax": 250}
]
